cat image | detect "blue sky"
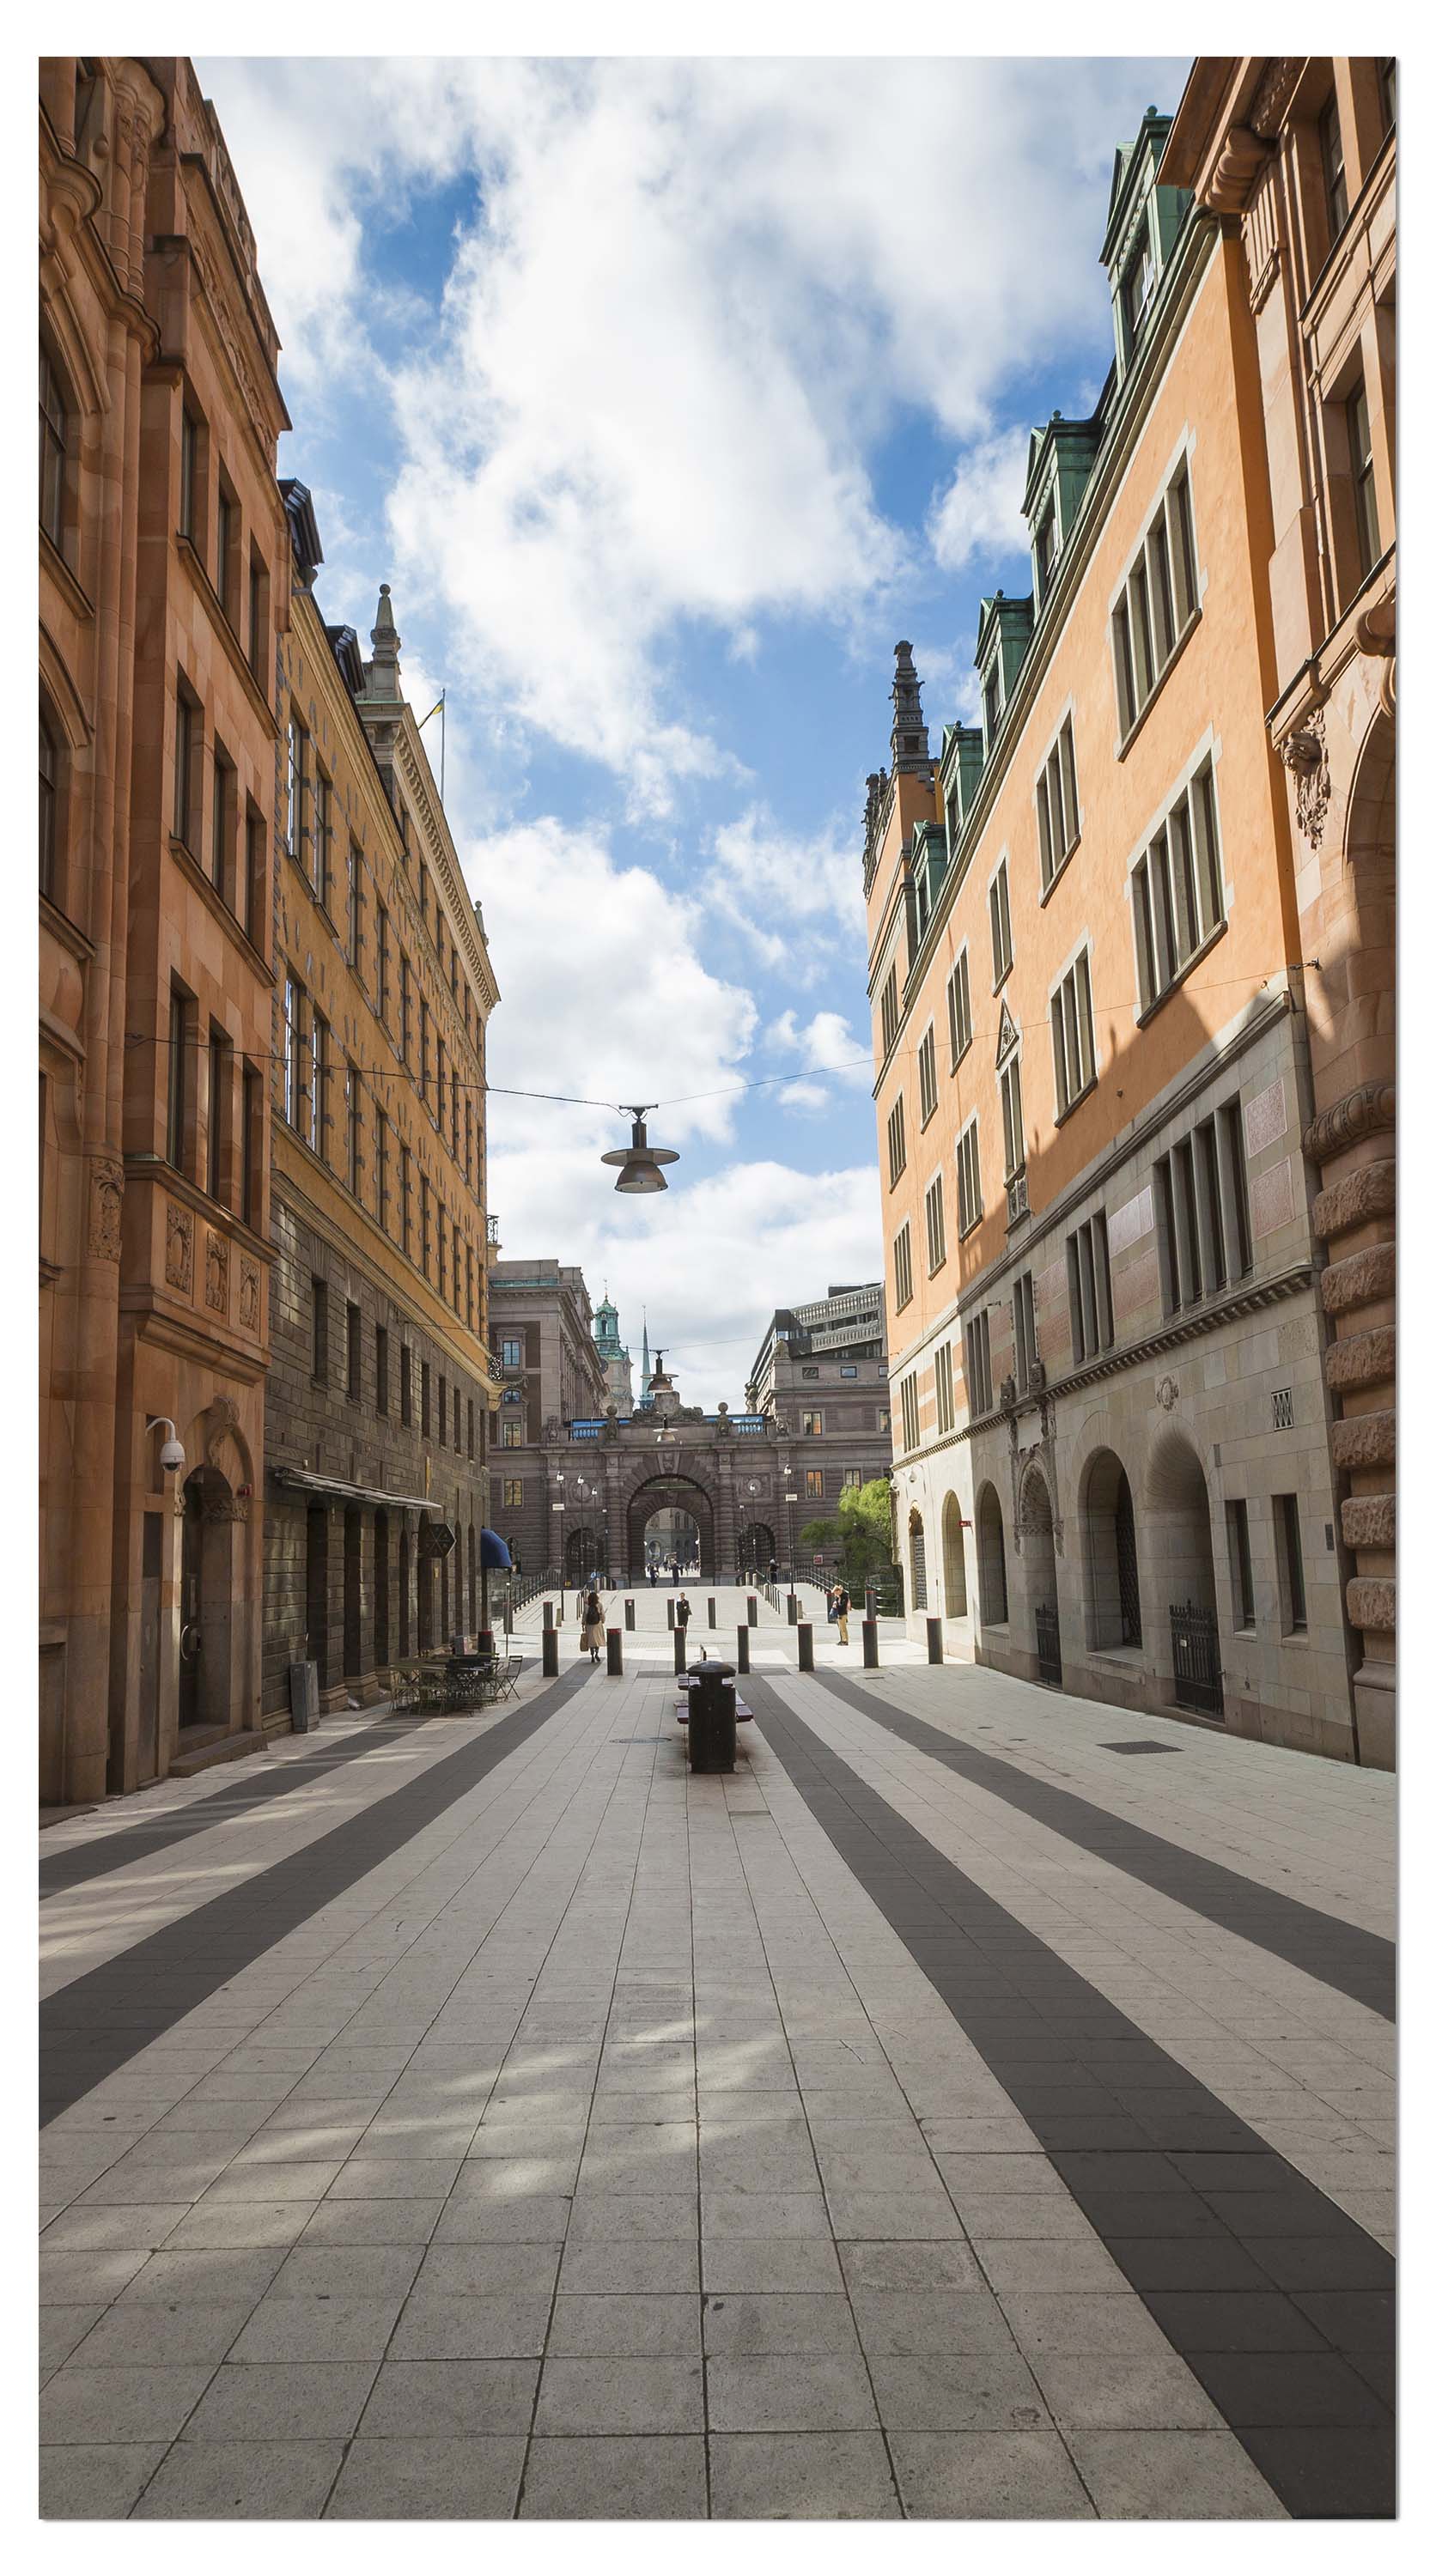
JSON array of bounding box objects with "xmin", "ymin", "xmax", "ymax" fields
[{"xmin": 200, "ymin": 52, "xmax": 1182, "ymax": 1406}]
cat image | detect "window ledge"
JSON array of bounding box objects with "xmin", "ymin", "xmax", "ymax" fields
[
  {"xmin": 167, "ymin": 836, "xmax": 275, "ymax": 987},
  {"xmin": 958, "ymin": 1213, "xmax": 983, "ymax": 1242},
  {"xmin": 175, "ymin": 534, "xmax": 278, "ymax": 736},
  {"xmin": 992, "ymin": 963, "xmax": 1013, "ymax": 998},
  {"xmin": 1038, "ymin": 838, "xmax": 1080, "ymax": 908},
  {"xmin": 40, "ymin": 526, "xmax": 94, "ymax": 623},
  {"xmin": 1054, "ymin": 1075, "xmax": 1098, "ymax": 1130},
  {"xmin": 949, "ymin": 1041, "xmax": 973, "ymax": 1075},
  {"xmin": 1135, "ymin": 915, "xmax": 1228, "ymax": 1030},
  {"xmin": 1116, "ymin": 611, "xmax": 1201, "ymax": 763}
]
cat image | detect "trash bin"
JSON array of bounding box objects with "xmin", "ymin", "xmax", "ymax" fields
[{"xmin": 687, "ymin": 1660, "xmax": 738, "ymax": 1773}]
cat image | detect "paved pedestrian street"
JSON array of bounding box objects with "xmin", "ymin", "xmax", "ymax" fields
[{"xmin": 39, "ymin": 1589, "xmax": 1396, "ymax": 2520}]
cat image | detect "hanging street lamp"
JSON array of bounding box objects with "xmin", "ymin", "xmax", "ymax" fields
[{"xmin": 603, "ymin": 1105, "xmax": 679, "ymax": 1194}]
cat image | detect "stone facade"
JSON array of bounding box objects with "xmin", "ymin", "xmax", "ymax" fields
[
  {"xmin": 1161, "ymin": 57, "xmax": 1396, "ymax": 1762},
  {"xmin": 40, "ymin": 57, "xmax": 289, "ymax": 1800},
  {"xmin": 262, "ymin": 526, "xmax": 500, "ymax": 1716},
  {"xmin": 745, "ymin": 1283, "xmax": 894, "ymax": 1564},
  {"xmin": 864, "ymin": 94, "xmax": 1383, "ymax": 1762}
]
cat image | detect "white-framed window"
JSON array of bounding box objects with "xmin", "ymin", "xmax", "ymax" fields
[
  {"xmin": 917, "ymin": 1024, "xmax": 939, "ymax": 1126},
  {"xmin": 899, "ymin": 1370, "xmax": 920, "ymax": 1452},
  {"xmin": 1052, "ymin": 949, "xmax": 1097, "ymax": 1116},
  {"xmin": 802, "ymin": 1410, "xmax": 824, "ymax": 1437},
  {"xmin": 892, "ymin": 1221, "xmax": 914, "ymax": 1313},
  {"xmin": 1067, "ymin": 1211, "xmax": 1114, "ymax": 1362},
  {"xmin": 925, "ymin": 1173, "xmax": 947, "ymax": 1274},
  {"xmin": 1035, "ymin": 714, "xmax": 1080, "ymax": 893},
  {"xmin": 989, "ymin": 857, "xmax": 1013, "ymax": 987},
  {"xmin": 886, "ymin": 1093, "xmax": 906, "ymax": 1187},
  {"xmin": 946, "ymin": 948, "xmax": 972, "ymax": 1065},
  {"xmin": 964, "ymin": 1310, "xmax": 993, "ymax": 1414},
  {"xmin": 842, "ymin": 1467, "xmax": 862, "ymax": 1490},
  {"xmin": 1012, "ymin": 1271, "xmax": 1039, "ymax": 1394},
  {"xmin": 1131, "ymin": 757, "xmax": 1225, "ymax": 1015},
  {"xmin": 999, "ymin": 1052, "xmax": 1025, "ymax": 1182},
  {"xmin": 1153, "ymin": 1097, "xmax": 1253, "ymax": 1314},
  {"xmin": 956, "ymin": 1116, "xmax": 983, "ymax": 1236},
  {"xmin": 934, "ymin": 1340, "xmax": 955, "ymax": 1437},
  {"xmin": 1111, "ymin": 456, "xmax": 1199, "ymax": 743},
  {"xmin": 879, "ymin": 963, "xmax": 900, "ymax": 1056}
]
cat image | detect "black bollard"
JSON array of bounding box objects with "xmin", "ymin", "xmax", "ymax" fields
[
  {"xmin": 542, "ymin": 1626, "xmax": 559, "ymax": 1677},
  {"xmin": 606, "ymin": 1626, "xmax": 623, "ymax": 1676},
  {"xmin": 708, "ymin": 1597, "xmax": 716, "ymax": 1628},
  {"xmin": 865, "ymin": 1584, "xmax": 877, "ymax": 1622},
  {"xmin": 543, "ymin": 1600, "xmax": 553, "ymax": 1631},
  {"xmin": 624, "ymin": 1598, "xmax": 636, "ymax": 1631},
  {"xmin": 797, "ymin": 1620, "xmax": 814, "ymax": 1672},
  {"xmin": 673, "ymin": 1625, "xmax": 687, "ymax": 1675},
  {"xmin": 861, "ymin": 1617, "xmax": 879, "ymax": 1668},
  {"xmin": 927, "ymin": 1617, "xmax": 944, "ymax": 1664},
  {"xmin": 787, "ymin": 1593, "xmax": 798, "ymax": 1626},
  {"xmin": 666, "ymin": 1600, "xmax": 675, "ymax": 1631},
  {"xmin": 502, "ymin": 1599, "xmax": 513, "ymax": 1635},
  {"xmin": 746, "ymin": 1594, "xmax": 758, "ymax": 1626},
  {"xmin": 736, "ymin": 1625, "xmax": 750, "ymax": 1674}
]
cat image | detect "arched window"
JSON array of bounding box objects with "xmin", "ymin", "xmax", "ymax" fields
[
  {"xmin": 40, "ymin": 339, "xmax": 70, "ymax": 553},
  {"xmin": 40, "ymin": 712, "xmax": 58, "ymax": 900}
]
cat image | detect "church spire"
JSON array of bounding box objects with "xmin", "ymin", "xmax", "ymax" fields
[
  {"xmin": 890, "ymin": 640, "xmax": 930, "ymax": 775},
  {"xmin": 367, "ymin": 582, "xmax": 402, "ymax": 702},
  {"xmin": 641, "ymin": 1317, "xmax": 652, "ymax": 1405}
]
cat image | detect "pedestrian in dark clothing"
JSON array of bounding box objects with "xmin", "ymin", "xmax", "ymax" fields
[
  {"xmin": 580, "ymin": 1589, "xmax": 605, "ymax": 1664},
  {"xmin": 676, "ymin": 1593, "xmax": 691, "ymax": 1629}
]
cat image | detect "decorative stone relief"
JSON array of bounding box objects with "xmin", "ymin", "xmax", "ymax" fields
[
  {"xmin": 1250, "ymin": 57, "xmax": 1303, "ymax": 138},
  {"xmin": 239, "ymin": 1259, "xmax": 260, "ymax": 1330},
  {"xmin": 1244, "ymin": 1077, "xmax": 1287, "ymax": 1157},
  {"xmin": 165, "ymin": 1200, "xmax": 193, "ymax": 1294},
  {"xmin": 88, "ymin": 1157, "xmax": 124, "ymax": 1261},
  {"xmin": 1303, "ymin": 1081, "xmax": 1396, "ymax": 1166},
  {"xmin": 1156, "ymin": 1374, "xmax": 1180, "ymax": 1412},
  {"xmin": 1281, "ymin": 711, "xmax": 1330, "ymax": 848},
  {"xmin": 204, "ymin": 1230, "xmax": 229, "ymax": 1314}
]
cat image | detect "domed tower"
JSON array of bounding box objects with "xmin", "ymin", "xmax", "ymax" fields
[{"xmin": 593, "ymin": 1288, "xmax": 632, "ymax": 1410}]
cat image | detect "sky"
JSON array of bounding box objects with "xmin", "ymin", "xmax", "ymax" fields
[{"xmin": 198, "ymin": 51, "xmax": 1183, "ymax": 1408}]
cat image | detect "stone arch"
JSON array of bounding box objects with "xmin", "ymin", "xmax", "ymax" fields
[
  {"xmin": 907, "ymin": 1507, "xmax": 928, "ymax": 1613},
  {"xmin": 624, "ymin": 1473, "xmax": 716, "ymax": 1582},
  {"xmin": 976, "ymin": 1482, "xmax": 1008, "ymax": 1625},
  {"xmin": 1146, "ymin": 1427, "xmax": 1219, "ymax": 1611},
  {"xmin": 1079, "ymin": 1445, "xmax": 1143, "ymax": 1650},
  {"xmin": 1018, "ymin": 1462, "xmax": 1059, "ymax": 1667},
  {"xmin": 941, "ymin": 1492, "xmax": 968, "ymax": 1618},
  {"xmin": 178, "ymin": 1463, "xmax": 235, "ymax": 1735}
]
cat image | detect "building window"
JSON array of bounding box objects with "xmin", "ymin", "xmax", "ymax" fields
[
  {"xmin": 1378, "ymin": 57, "xmax": 1396, "ymax": 131},
  {"xmin": 898, "ymin": 1371, "xmax": 920, "ymax": 1452},
  {"xmin": 1348, "ymin": 374, "xmax": 1381, "ymax": 580},
  {"xmin": 436, "ymin": 1205, "xmax": 447, "ymax": 1303},
  {"xmin": 956, "ymin": 1116, "xmax": 983, "ymax": 1236},
  {"xmin": 892, "ymin": 1221, "xmax": 914, "ymax": 1313},
  {"xmin": 1035, "ymin": 717, "xmax": 1080, "ymax": 893},
  {"xmin": 419, "ymin": 999, "xmax": 431, "ymax": 1105},
  {"xmin": 245, "ymin": 806, "xmax": 266, "ymax": 949},
  {"xmin": 1275, "ymin": 1492, "xmax": 1308, "ymax": 1634},
  {"xmin": 206, "ymin": 1028, "xmax": 230, "ymax": 1202},
  {"xmin": 879, "ymin": 963, "xmax": 899, "ymax": 1058},
  {"xmin": 801, "ymin": 1365, "xmax": 820, "ymax": 1381},
  {"xmin": 179, "ymin": 407, "xmax": 200, "ymax": 544},
  {"xmin": 999, "ymin": 1053, "xmax": 1025, "ymax": 1183},
  {"xmin": 312, "ymin": 1277, "xmax": 328, "ymax": 1384},
  {"xmin": 805, "ymin": 1467, "xmax": 824, "ymax": 1501},
  {"xmin": 801, "ymin": 1411, "xmax": 824, "ymax": 1437},
  {"xmin": 314, "ymin": 769, "xmax": 332, "ymax": 908},
  {"xmin": 1034, "ymin": 499, "xmax": 1058, "ymax": 601},
  {"xmin": 1226, "ymin": 1498, "xmax": 1255, "ymax": 1629},
  {"xmin": 346, "ymin": 1063, "xmax": 362, "ymax": 1195},
  {"xmin": 173, "ymin": 683, "xmax": 198, "ymax": 849},
  {"xmin": 916, "ymin": 1024, "xmax": 939, "ymax": 1127},
  {"xmin": 376, "ymin": 1111, "xmax": 390, "ymax": 1235},
  {"xmin": 934, "ymin": 1340, "xmax": 955, "ymax": 1437},
  {"xmin": 886, "ymin": 1094, "xmax": 907, "ymax": 1187},
  {"xmin": 1319, "ymin": 91, "xmax": 1348, "ymax": 240},
  {"xmin": 504, "ymin": 1478, "xmax": 524, "ymax": 1508},
  {"xmin": 376, "ymin": 1326, "xmax": 389, "ymax": 1417},
  {"xmin": 1119, "ymin": 215, "xmax": 1156, "ymax": 355},
  {"xmin": 500, "ymin": 1334, "xmax": 523, "ymax": 1370},
  {"xmin": 439, "ymin": 1375, "xmax": 447, "ymax": 1445},
  {"xmin": 1112, "ymin": 460, "xmax": 1199, "ymax": 742},
  {"xmin": 964, "ymin": 1311, "xmax": 993, "ymax": 1415},
  {"xmin": 310, "ymin": 1012, "xmax": 330, "ymax": 1159},
  {"xmin": 399, "ymin": 1145, "xmax": 412, "ymax": 1258},
  {"xmin": 400, "ymin": 1342, "xmax": 413, "ymax": 1425},
  {"xmin": 989, "ymin": 859, "xmax": 1013, "ymax": 986},
  {"xmin": 241, "ymin": 1064, "xmax": 261, "ymax": 1228},
  {"xmin": 282, "ymin": 976, "xmax": 298, "ymax": 1127},
  {"xmin": 376, "ymin": 904, "xmax": 390, "ymax": 1022},
  {"xmin": 421, "ymin": 1360, "xmax": 431, "ymax": 1437},
  {"xmin": 1013, "ymin": 1271, "xmax": 1038, "ymax": 1394},
  {"xmin": 502, "ymin": 1418, "xmax": 523, "ymax": 1449},
  {"xmin": 877, "ymin": 1407, "xmax": 890, "ymax": 1434},
  {"xmin": 346, "ymin": 1300, "xmax": 362, "ymax": 1400},
  {"xmin": 399, "ymin": 952, "xmax": 412, "ymax": 1064},
  {"xmin": 1051, "ymin": 950, "xmax": 1096, "ymax": 1116},
  {"xmin": 468, "ymin": 1399, "xmax": 476, "ymax": 1460},
  {"xmin": 1132, "ymin": 759, "xmax": 1225, "ymax": 1012},
  {"xmin": 420, "ymin": 1173, "xmax": 431, "ymax": 1277},
  {"xmin": 167, "ymin": 985, "xmax": 189, "ymax": 1171},
  {"xmin": 1153, "ymin": 1098, "xmax": 1253, "ymax": 1315},
  {"xmin": 1066, "ymin": 1212, "xmax": 1113, "ymax": 1363},
  {"xmin": 247, "ymin": 548, "xmax": 268, "ymax": 683},
  {"xmin": 947, "ymin": 948, "xmax": 972, "ymax": 1065},
  {"xmin": 39, "ymin": 338, "xmax": 70, "ymax": 552},
  {"xmin": 925, "ymin": 1173, "xmax": 947, "ymax": 1273},
  {"xmin": 216, "ymin": 484, "xmax": 237, "ymax": 621},
  {"xmin": 40, "ymin": 714, "xmax": 58, "ymax": 900},
  {"xmin": 983, "ymin": 660, "xmax": 1001, "ymax": 748}
]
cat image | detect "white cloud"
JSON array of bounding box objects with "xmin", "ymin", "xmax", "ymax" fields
[
  {"xmin": 928, "ymin": 426, "xmax": 1034, "ymax": 575},
  {"xmin": 706, "ymin": 807, "xmax": 864, "ymax": 981}
]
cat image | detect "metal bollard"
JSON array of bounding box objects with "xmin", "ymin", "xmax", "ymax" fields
[
  {"xmin": 736, "ymin": 1625, "xmax": 750, "ymax": 1674},
  {"xmin": 673, "ymin": 1625, "xmax": 687, "ymax": 1675},
  {"xmin": 746, "ymin": 1594, "xmax": 758, "ymax": 1626},
  {"xmin": 927, "ymin": 1617, "xmax": 944, "ymax": 1664},
  {"xmin": 862, "ymin": 1617, "xmax": 879, "ymax": 1669},
  {"xmin": 666, "ymin": 1600, "xmax": 675, "ymax": 1631},
  {"xmin": 606, "ymin": 1626, "xmax": 623, "ymax": 1676},
  {"xmin": 502, "ymin": 1599, "xmax": 513, "ymax": 1635},
  {"xmin": 787, "ymin": 1593, "xmax": 798, "ymax": 1625},
  {"xmin": 797, "ymin": 1620, "xmax": 814, "ymax": 1672},
  {"xmin": 865, "ymin": 1584, "xmax": 877, "ymax": 1622},
  {"xmin": 542, "ymin": 1626, "xmax": 559, "ymax": 1677},
  {"xmin": 708, "ymin": 1597, "xmax": 716, "ymax": 1628},
  {"xmin": 624, "ymin": 1598, "xmax": 636, "ymax": 1631},
  {"xmin": 543, "ymin": 1600, "xmax": 553, "ymax": 1631}
]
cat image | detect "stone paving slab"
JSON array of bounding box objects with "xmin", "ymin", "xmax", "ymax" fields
[{"xmin": 37, "ymin": 1630, "xmax": 1396, "ymax": 2518}]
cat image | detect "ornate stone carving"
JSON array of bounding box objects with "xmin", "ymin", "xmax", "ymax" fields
[
  {"xmin": 1250, "ymin": 57, "xmax": 1303, "ymax": 140},
  {"xmin": 1281, "ymin": 710, "xmax": 1330, "ymax": 848},
  {"xmin": 1208, "ymin": 122, "xmax": 1270, "ymax": 212},
  {"xmin": 1324, "ymin": 1327, "xmax": 1396, "ymax": 1396},
  {"xmin": 1320, "ymin": 1243, "xmax": 1396, "ymax": 1318},
  {"xmin": 204, "ymin": 1230, "xmax": 229, "ymax": 1314},
  {"xmin": 1156, "ymin": 1374, "xmax": 1180, "ymax": 1412},
  {"xmin": 165, "ymin": 1200, "xmax": 193, "ymax": 1293},
  {"xmin": 1342, "ymin": 1494, "xmax": 1395, "ymax": 1552},
  {"xmin": 88, "ymin": 1157, "xmax": 124, "ymax": 1261},
  {"xmin": 1311, "ymin": 1157, "xmax": 1396, "ymax": 1242},
  {"xmin": 1331, "ymin": 1408, "xmax": 1396, "ymax": 1473},
  {"xmin": 1302, "ymin": 1081, "xmax": 1396, "ymax": 1166},
  {"xmin": 239, "ymin": 1259, "xmax": 260, "ymax": 1330}
]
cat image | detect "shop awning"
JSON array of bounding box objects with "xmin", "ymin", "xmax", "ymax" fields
[
  {"xmin": 479, "ymin": 1528, "xmax": 514, "ymax": 1571},
  {"xmin": 270, "ymin": 1466, "xmax": 442, "ymax": 1515}
]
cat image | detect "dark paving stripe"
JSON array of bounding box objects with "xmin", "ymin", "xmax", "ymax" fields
[
  {"xmin": 810, "ymin": 1665, "xmax": 1394, "ymax": 2020},
  {"xmin": 40, "ymin": 1712, "xmax": 435, "ymax": 1900},
  {"xmin": 746, "ymin": 1678, "xmax": 1394, "ymax": 2520},
  {"xmin": 40, "ymin": 1666, "xmax": 595, "ymax": 2128}
]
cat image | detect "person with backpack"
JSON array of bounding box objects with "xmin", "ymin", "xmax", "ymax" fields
[{"xmin": 580, "ymin": 1586, "xmax": 605, "ymax": 1665}]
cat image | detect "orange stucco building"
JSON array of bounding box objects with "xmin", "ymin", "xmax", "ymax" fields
[{"xmin": 864, "ymin": 76, "xmax": 1395, "ymax": 1765}]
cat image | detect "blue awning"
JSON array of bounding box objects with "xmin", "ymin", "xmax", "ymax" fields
[{"xmin": 479, "ymin": 1528, "xmax": 514, "ymax": 1571}]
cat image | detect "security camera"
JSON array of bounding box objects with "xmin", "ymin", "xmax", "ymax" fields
[{"xmin": 159, "ymin": 1437, "xmax": 186, "ymax": 1473}]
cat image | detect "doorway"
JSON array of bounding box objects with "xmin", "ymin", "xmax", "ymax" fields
[
  {"xmin": 306, "ymin": 1505, "xmax": 329, "ymax": 1690},
  {"xmin": 374, "ymin": 1511, "xmax": 390, "ymax": 1670},
  {"xmin": 180, "ymin": 1467, "xmax": 235, "ymax": 1732},
  {"xmin": 343, "ymin": 1507, "xmax": 363, "ymax": 1682}
]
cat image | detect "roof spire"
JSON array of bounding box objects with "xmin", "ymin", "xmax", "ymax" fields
[
  {"xmin": 368, "ymin": 583, "xmax": 402, "ymax": 702},
  {"xmin": 890, "ymin": 641, "xmax": 930, "ymax": 775}
]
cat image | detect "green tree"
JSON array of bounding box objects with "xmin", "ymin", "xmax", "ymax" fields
[{"xmin": 800, "ymin": 1476, "xmax": 893, "ymax": 1587}]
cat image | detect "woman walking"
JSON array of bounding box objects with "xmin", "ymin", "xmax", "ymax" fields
[{"xmin": 580, "ymin": 1586, "xmax": 605, "ymax": 1665}]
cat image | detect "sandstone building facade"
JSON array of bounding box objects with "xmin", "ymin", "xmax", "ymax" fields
[
  {"xmin": 864, "ymin": 75, "xmax": 1395, "ymax": 1765},
  {"xmin": 40, "ymin": 58, "xmax": 290, "ymax": 1801},
  {"xmin": 262, "ymin": 519, "xmax": 501, "ymax": 1714},
  {"xmin": 745, "ymin": 1283, "xmax": 894, "ymax": 1569}
]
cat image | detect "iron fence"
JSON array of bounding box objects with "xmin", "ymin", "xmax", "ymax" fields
[
  {"xmin": 1170, "ymin": 1601, "xmax": 1224, "ymax": 1719},
  {"xmin": 1034, "ymin": 1602, "xmax": 1062, "ymax": 1688}
]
